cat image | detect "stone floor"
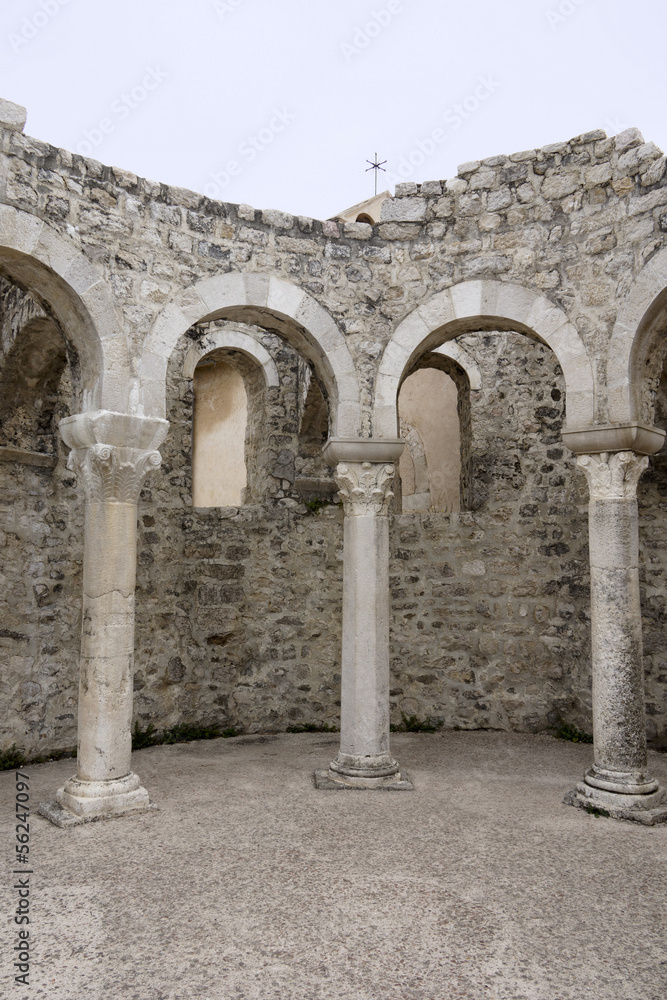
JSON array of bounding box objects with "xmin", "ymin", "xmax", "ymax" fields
[{"xmin": 1, "ymin": 730, "xmax": 666, "ymax": 1000}]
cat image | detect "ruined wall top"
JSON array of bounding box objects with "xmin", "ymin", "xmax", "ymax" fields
[{"xmin": 1, "ymin": 102, "xmax": 666, "ymax": 436}]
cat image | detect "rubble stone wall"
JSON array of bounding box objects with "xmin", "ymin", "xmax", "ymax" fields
[{"xmin": 1, "ymin": 119, "xmax": 667, "ymax": 753}]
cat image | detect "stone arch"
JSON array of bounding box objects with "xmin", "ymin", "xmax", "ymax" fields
[
  {"xmin": 182, "ymin": 328, "xmax": 279, "ymax": 386},
  {"xmin": 608, "ymin": 247, "xmax": 667, "ymax": 425},
  {"xmin": 0, "ymin": 204, "xmax": 129, "ymax": 411},
  {"xmin": 373, "ymin": 279, "xmax": 595, "ymax": 437},
  {"xmin": 140, "ymin": 272, "xmax": 361, "ymax": 437},
  {"xmin": 433, "ymin": 340, "xmax": 482, "ymax": 390}
]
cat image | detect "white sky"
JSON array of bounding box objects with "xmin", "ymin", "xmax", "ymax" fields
[{"xmin": 1, "ymin": 0, "xmax": 666, "ymax": 221}]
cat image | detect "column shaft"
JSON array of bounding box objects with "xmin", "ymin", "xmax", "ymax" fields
[
  {"xmin": 588, "ymin": 495, "xmax": 650, "ymax": 789},
  {"xmin": 315, "ymin": 449, "xmax": 412, "ymax": 790},
  {"xmin": 39, "ymin": 412, "xmax": 168, "ymax": 827},
  {"xmin": 336, "ymin": 501, "xmax": 393, "ymax": 771},
  {"xmin": 77, "ymin": 497, "xmax": 139, "ymax": 783}
]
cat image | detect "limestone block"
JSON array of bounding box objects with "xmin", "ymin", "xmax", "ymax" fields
[
  {"xmin": 614, "ymin": 127, "xmax": 644, "ymax": 153},
  {"xmin": 343, "ymin": 222, "xmax": 372, "ymax": 239},
  {"xmin": 266, "ymin": 275, "xmax": 307, "ymax": 319},
  {"xmin": 468, "ymin": 169, "xmax": 497, "ymax": 191},
  {"xmin": 294, "ymin": 295, "xmax": 345, "ymax": 354},
  {"xmin": 0, "ymin": 98, "xmax": 27, "ymax": 131},
  {"xmin": 242, "ymin": 271, "xmax": 270, "ymax": 307},
  {"xmin": 378, "ymin": 223, "xmax": 422, "ymax": 240},
  {"xmin": 445, "ymin": 178, "xmax": 467, "ymax": 195},
  {"xmin": 542, "ymin": 173, "xmax": 580, "ymax": 200},
  {"xmin": 449, "ymin": 281, "xmax": 483, "ymax": 319},
  {"xmin": 262, "ymin": 209, "xmax": 294, "ymax": 229},
  {"xmin": 392, "ymin": 307, "xmax": 432, "ymax": 352},
  {"xmin": 457, "ymin": 160, "xmax": 480, "ymax": 176},
  {"xmin": 640, "ymin": 156, "xmax": 666, "ymax": 187},
  {"xmin": 508, "ymin": 149, "xmax": 537, "ymax": 161},
  {"xmin": 433, "ymin": 196, "xmax": 454, "ymax": 218},
  {"xmin": 380, "ymin": 198, "xmax": 427, "ymax": 223},
  {"xmin": 585, "ymin": 163, "xmax": 613, "ymax": 188},
  {"xmin": 487, "ymin": 188, "xmax": 512, "ymax": 211}
]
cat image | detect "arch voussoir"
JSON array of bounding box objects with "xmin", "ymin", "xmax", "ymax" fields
[
  {"xmin": 609, "ymin": 247, "xmax": 667, "ymax": 425},
  {"xmin": 0, "ymin": 204, "xmax": 129, "ymax": 411},
  {"xmin": 374, "ymin": 279, "xmax": 595, "ymax": 437},
  {"xmin": 140, "ymin": 271, "xmax": 362, "ymax": 436}
]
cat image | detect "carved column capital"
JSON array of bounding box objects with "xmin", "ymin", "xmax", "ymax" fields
[
  {"xmin": 576, "ymin": 451, "xmax": 649, "ymax": 501},
  {"xmin": 59, "ymin": 410, "xmax": 168, "ymax": 505},
  {"xmin": 67, "ymin": 444, "xmax": 162, "ymax": 503},
  {"xmin": 335, "ymin": 461, "xmax": 395, "ymax": 516}
]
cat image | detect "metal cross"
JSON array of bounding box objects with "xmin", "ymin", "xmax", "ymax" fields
[{"xmin": 366, "ymin": 152, "xmax": 387, "ymax": 196}]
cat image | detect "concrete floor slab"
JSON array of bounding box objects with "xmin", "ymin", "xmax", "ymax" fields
[{"xmin": 1, "ymin": 731, "xmax": 666, "ymax": 999}]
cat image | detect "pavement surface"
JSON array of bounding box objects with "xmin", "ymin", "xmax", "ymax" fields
[{"xmin": 1, "ymin": 730, "xmax": 666, "ymax": 1000}]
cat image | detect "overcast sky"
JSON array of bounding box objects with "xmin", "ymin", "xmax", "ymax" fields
[{"xmin": 1, "ymin": 0, "xmax": 665, "ymax": 221}]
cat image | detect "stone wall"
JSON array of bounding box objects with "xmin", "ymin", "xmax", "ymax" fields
[
  {"xmin": 1, "ymin": 320, "xmax": 667, "ymax": 754},
  {"xmin": 1, "ymin": 116, "xmax": 667, "ymax": 754}
]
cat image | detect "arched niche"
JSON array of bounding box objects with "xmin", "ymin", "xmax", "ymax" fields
[
  {"xmin": 182, "ymin": 324, "xmax": 282, "ymax": 506},
  {"xmin": 192, "ymin": 355, "xmax": 249, "ymax": 508},
  {"xmin": 397, "ymin": 352, "xmax": 472, "ymax": 513}
]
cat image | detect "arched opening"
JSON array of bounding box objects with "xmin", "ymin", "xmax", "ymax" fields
[
  {"xmin": 132, "ymin": 312, "xmax": 343, "ymax": 739},
  {"xmin": 0, "ymin": 207, "xmax": 129, "ymax": 412},
  {"xmin": 0, "ymin": 272, "xmax": 83, "ymax": 759},
  {"xmin": 387, "ymin": 318, "xmax": 590, "ymax": 738},
  {"xmin": 356, "ymin": 213, "xmax": 374, "ymax": 225},
  {"xmin": 134, "ymin": 275, "xmax": 356, "ymax": 740},
  {"xmin": 192, "ymin": 355, "xmax": 248, "ymax": 508}
]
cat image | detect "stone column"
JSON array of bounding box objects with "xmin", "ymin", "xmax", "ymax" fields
[
  {"xmin": 315, "ymin": 439, "xmax": 412, "ymax": 790},
  {"xmin": 565, "ymin": 450, "xmax": 667, "ymax": 824},
  {"xmin": 39, "ymin": 411, "xmax": 168, "ymax": 827}
]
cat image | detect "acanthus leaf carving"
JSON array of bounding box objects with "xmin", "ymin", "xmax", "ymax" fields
[
  {"xmin": 335, "ymin": 461, "xmax": 395, "ymax": 516},
  {"xmin": 576, "ymin": 450, "xmax": 649, "ymax": 501},
  {"xmin": 68, "ymin": 444, "xmax": 162, "ymax": 503}
]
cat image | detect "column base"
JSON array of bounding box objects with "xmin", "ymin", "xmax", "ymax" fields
[
  {"xmin": 564, "ymin": 781, "xmax": 667, "ymax": 826},
  {"xmin": 38, "ymin": 772, "xmax": 155, "ymax": 828},
  {"xmin": 315, "ymin": 750, "xmax": 413, "ymax": 789},
  {"xmin": 314, "ymin": 768, "xmax": 413, "ymax": 790}
]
